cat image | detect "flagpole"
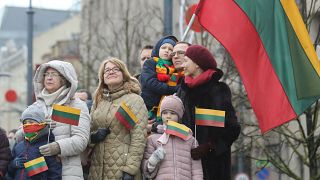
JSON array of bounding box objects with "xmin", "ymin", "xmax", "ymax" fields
[
  {"xmin": 181, "ymin": 13, "xmax": 196, "ymax": 41},
  {"xmin": 194, "ymin": 124, "xmax": 197, "ymax": 148}
]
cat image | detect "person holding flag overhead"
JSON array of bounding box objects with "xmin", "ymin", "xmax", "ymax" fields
[
  {"xmin": 89, "ymin": 58, "xmax": 148, "ymax": 180},
  {"xmin": 32, "ymin": 60, "xmax": 91, "ymax": 180},
  {"xmin": 177, "ymin": 45, "xmax": 241, "ymax": 180},
  {"xmin": 7, "ymin": 104, "xmax": 61, "ymax": 179},
  {"xmin": 142, "ymin": 95, "xmax": 203, "ymax": 180}
]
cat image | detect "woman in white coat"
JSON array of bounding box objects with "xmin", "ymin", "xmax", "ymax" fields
[{"xmin": 32, "ymin": 60, "xmax": 91, "ymax": 180}]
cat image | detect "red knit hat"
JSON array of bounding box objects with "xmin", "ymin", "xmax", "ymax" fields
[{"xmin": 185, "ymin": 45, "xmax": 217, "ymax": 70}]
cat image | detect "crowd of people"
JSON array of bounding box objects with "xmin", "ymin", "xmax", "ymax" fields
[{"xmin": 0, "ymin": 35, "xmax": 240, "ymax": 180}]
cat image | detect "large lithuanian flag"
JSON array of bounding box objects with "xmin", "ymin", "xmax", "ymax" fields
[{"xmin": 195, "ymin": 0, "xmax": 320, "ymax": 133}]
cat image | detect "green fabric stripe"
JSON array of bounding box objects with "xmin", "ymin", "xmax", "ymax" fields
[
  {"xmin": 52, "ymin": 110, "xmax": 80, "ymax": 121},
  {"xmin": 118, "ymin": 107, "xmax": 135, "ymax": 127},
  {"xmin": 195, "ymin": 114, "xmax": 225, "ymax": 122},
  {"xmin": 285, "ymin": 17, "xmax": 320, "ymax": 98},
  {"xmin": 167, "ymin": 126, "xmax": 189, "ymax": 136},
  {"xmin": 234, "ymin": 0, "xmax": 319, "ymax": 115},
  {"xmin": 26, "ymin": 161, "xmax": 46, "ymax": 172}
]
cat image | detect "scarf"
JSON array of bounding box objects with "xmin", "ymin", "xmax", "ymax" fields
[
  {"xmin": 40, "ymin": 85, "xmax": 69, "ymax": 105},
  {"xmin": 23, "ymin": 123, "xmax": 48, "ymax": 143},
  {"xmin": 167, "ymin": 71, "xmax": 184, "ymax": 87},
  {"xmin": 185, "ymin": 69, "xmax": 216, "ymax": 88},
  {"xmin": 154, "ymin": 57, "xmax": 175, "ymax": 82}
]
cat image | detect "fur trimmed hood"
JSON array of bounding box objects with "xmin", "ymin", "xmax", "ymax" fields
[{"xmin": 33, "ymin": 60, "xmax": 78, "ymax": 105}]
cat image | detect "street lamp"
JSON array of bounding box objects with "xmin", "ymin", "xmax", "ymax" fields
[
  {"xmin": 0, "ymin": 72, "xmax": 11, "ymax": 77},
  {"xmin": 26, "ymin": 0, "xmax": 34, "ymax": 105}
]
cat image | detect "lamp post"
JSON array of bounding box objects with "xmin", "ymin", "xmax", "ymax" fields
[
  {"xmin": 164, "ymin": 0, "xmax": 173, "ymax": 35},
  {"xmin": 26, "ymin": 0, "xmax": 34, "ymax": 105},
  {"xmin": 0, "ymin": 72, "xmax": 11, "ymax": 77}
]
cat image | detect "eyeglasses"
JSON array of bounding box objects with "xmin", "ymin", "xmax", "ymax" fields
[
  {"xmin": 170, "ymin": 50, "xmax": 186, "ymax": 57},
  {"xmin": 104, "ymin": 67, "xmax": 121, "ymax": 74},
  {"xmin": 44, "ymin": 72, "xmax": 61, "ymax": 78},
  {"xmin": 141, "ymin": 56, "xmax": 150, "ymax": 61}
]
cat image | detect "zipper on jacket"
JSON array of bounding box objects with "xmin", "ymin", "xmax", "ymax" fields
[{"xmin": 172, "ymin": 137, "xmax": 177, "ymax": 180}]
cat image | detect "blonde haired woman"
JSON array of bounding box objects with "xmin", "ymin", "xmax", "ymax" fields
[{"xmin": 89, "ymin": 57, "xmax": 148, "ymax": 180}]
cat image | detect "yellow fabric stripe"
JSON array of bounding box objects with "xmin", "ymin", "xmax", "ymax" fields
[
  {"xmin": 195, "ymin": 107, "xmax": 225, "ymax": 117},
  {"xmin": 281, "ymin": 0, "xmax": 320, "ymax": 76},
  {"xmin": 167, "ymin": 121, "xmax": 190, "ymax": 132},
  {"xmin": 121, "ymin": 103, "xmax": 138, "ymax": 123},
  {"xmin": 24, "ymin": 157, "xmax": 45, "ymax": 168},
  {"xmin": 53, "ymin": 104, "xmax": 81, "ymax": 115}
]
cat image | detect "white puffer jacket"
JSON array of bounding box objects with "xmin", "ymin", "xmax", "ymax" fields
[{"xmin": 33, "ymin": 60, "xmax": 91, "ymax": 180}]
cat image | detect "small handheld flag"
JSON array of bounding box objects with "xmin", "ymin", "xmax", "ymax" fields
[
  {"xmin": 52, "ymin": 104, "xmax": 81, "ymax": 126},
  {"xmin": 195, "ymin": 107, "xmax": 225, "ymax": 127},
  {"xmin": 115, "ymin": 102, "xmax": 139, "ymax": 130},
  {"xmin": 165, "ymin": 121, "xmax": 190, "ymax": 140},
  {"xmin": 24, "ymin": 156, "xmax": 48, "ymax": 177}
]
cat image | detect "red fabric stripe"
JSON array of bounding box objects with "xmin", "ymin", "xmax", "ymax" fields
[
  {"xmin": 51, "ymin": 115, "xmax": 79, "ymax": 126},
  {"xmin": 196, "ymin": 120, "xmax": 224, "ymax": 127},
  {"xmin": 115, "ymin": 112, "xmax": 132, "ymax": 130},
  {"xmin": 166, "ymin": 129, "xmax": 188, "ymax": 140},
  {"xmin": 27, "ymin": 166, "xmax": 48, "ymax": 176},
  {"xmin": 196, "ymin": 0, "xmax": 296, "ymax": 133}
]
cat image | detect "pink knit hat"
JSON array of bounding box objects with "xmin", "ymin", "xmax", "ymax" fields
[{"xmin": 160, "ymin": 95, "xmax": 184, "ymax": 119}]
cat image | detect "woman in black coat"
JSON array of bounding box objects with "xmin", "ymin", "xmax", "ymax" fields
[{"xmin": 177, "ymin": 45, "xmax": 241, "ymax": 180}]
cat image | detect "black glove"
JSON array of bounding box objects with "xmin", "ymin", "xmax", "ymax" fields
[
  {"xmin": 90, "ymin": 128, "xmax": 110, "ymax": 144},
  {"xmin": 122, "ymin": 172, "xmax": 134, "ymax": 180},
  {"xmin": 191, "ymin": 143, "xmax": 213, "ymax": 160},
  {"xmin": 12, "ymin": 157, "xmax": 27, "ymax": 168}
]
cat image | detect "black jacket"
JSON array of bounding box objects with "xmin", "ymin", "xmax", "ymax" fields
[
  {"xmin": 8, "ymin": 129, "xmax": 61, "ymax": 180},
  {"xmin": 0, "ymin": 128, "xmax": 11, "ymax": 179},
  {"xmin": 141, "ymin": 59, "xmax": 178, "ymax": 110},
  {"xmin": 177, "ymin": 69, "xmax": 241, "ymax": 180}
]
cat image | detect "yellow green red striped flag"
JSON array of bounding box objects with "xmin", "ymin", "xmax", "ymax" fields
[
  {"xmin": 52, "ymin": 104, "xmax": 81, "ymax": 126},
  {"xmin": 195, "ymin": 0, "xmax": 320, "ymax": 133},
  {"xmin": 24, "ymin": 156, "xmax": 48, "ymax": 177},
  {"xmin": 115, "ymin": 102, "xmax": 139, "ymax": 130},
  {"xmin": 165, "ymin": 121, "xmax": 190, "ymax": 140},
  {"xmin": 195, "ymin": 107, "xmax": 225, "ymax": 127}
]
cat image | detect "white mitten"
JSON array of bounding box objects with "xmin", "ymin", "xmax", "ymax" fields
[
  {"xmin": 156, "ymin": 124, "xmax": 165, "ymax": 134},
  {"xmin": 147, "ymin": 146, "xmax": 166, "ymax": 172},
  {"xmin": 39, "ymin": 142, "xmax": 61, "ymax": 156}
]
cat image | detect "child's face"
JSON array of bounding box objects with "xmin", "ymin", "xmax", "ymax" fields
[
  {"xmin": 159, "ymin": 43, "xmax": 173, "ymax": 60},
  {"xmin": 23, "ymin": 119, "xmax": 39, "ymax": 124},
  {"xmin": 162, "ymin": 110, "xmax": 179, "ymax": 124}
]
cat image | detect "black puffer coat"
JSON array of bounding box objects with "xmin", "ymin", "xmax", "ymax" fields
[
  {"xmin": 0, "ymin": 128, "xmax": 11, "ymax": 179},
  {"xmin": 177, "ymin": 69, "xmax": 241, "ymax": 180}
]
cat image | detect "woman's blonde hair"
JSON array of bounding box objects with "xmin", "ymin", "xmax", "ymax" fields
[{"xmin": 93, "ymin": 57, "xmax": 133, "ymax": 107}]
